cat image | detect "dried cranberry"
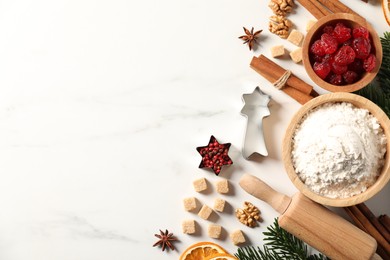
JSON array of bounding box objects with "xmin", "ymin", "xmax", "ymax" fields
[
  {"xmin": 334, "ymin": 46, "xmax": 356, "ymax": 65},
  {"xmin": 343, "ymin": 71, "xmax": 359, "ymax": 84},
  {"xmin": 332, "ymin": 23, "xmax": 351, "ymax": 43},
  {"xmin": 352, "ymin": 37, "xmax": 371, "ymax": 59},
  {"xmin": 348, "ymin": 59, "xmax": 365, "ymax": 74},
  {"xmin": 363, "ymin": 54, "xmax": 376, "ymax": 72},
  {"xmin": 328, "ymin": 73, "xmax": 343, "ymax": 85},
  {"xmin": 310, "ymin": 23, "xmax": 375, "ymax": 85},
  {"xmin": 331, "ymin": 61, "xmax": 348, "ymax": 75},
  {"xmin": 342, "ymin": 39, "xmax": 352, "ymax": 47},
  {"xmin": 310, "ymin": 40, "xmax": 326, "ymax": 56},
  {"xmin": 311, "ymin": 54, "xmax": 324, "ymax": 62},
  {"xmin": 313, "ymin": 61, "xmax": 331, "ymax": 79},
  {"xmin": 323, "ymin": 25, "xmax": 334, "ymax": 34},
  {"xmin": 323, "ymin": 54, "xmax": 332, "ymax": 62},
  {"xmin": 311, "ymin": 54, "xmax": 332, "ymax": 65},
  {"xmin": 321, "ymin": 33, "xmax": 338, "ymax": 54},
  {"xmin": 353, "ymin": 26, "xmax": 369, "ymax": 39}
]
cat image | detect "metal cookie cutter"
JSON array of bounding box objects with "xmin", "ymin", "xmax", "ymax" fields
[{"xmin": 240, "ymin": 86, "xmax": 271, "ymax": 159}]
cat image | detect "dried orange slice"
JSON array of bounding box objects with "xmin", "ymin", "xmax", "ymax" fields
[
  {"xmin": 382, "ymin": 0, "xmax": 390, "ymax": 26},
  {"xmin": 206, "ymin": 253, "xmax": 238, "ymax": 260},
  {"xmin": 179, "ymin": 241, "xmax": 228, "ymax": 260}
]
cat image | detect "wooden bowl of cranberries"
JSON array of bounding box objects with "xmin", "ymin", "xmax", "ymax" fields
[{"xmin": 302, "ymin": 13, "xmax": 382, "ymax": 92}]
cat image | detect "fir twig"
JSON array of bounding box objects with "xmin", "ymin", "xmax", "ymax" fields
[
  {"xmin": 235, "ymin": 218, "xmax": 329, "ymax": 260},
  {"xmin": 236, "ymin": 246, "xmax": 282, "ymax": 260},
  {"xmin": 263, "ymin": 219, "xmax": 308, "ymax": 259}
]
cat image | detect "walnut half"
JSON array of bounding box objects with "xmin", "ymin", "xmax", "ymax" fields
[
  {"xmin": 269, "ymin": 0, "xmax": 295, "ymax": 16},
  {"xmin": 235, "ymin": 201, "xmax": 262, "ymax": 227},
  {"xmin": 269, "ymin": 15, "xmax": 293, "ymax": 39}
]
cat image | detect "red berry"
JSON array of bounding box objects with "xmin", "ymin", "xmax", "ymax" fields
[
  {"xmin": 331, "ymin": 60, "xmax": 348, "ymax": 75},
  {"xmin": 310, "ymin": 40, "xmax": 326, "ymax": 56},
  {"xmin": 342, "ymin": 39, "xmax": 352, "ymax": 47},
  {"xmin": 313, "ymin": 61, "xmax": 331, "ymax": 79},
  {"xmin": 311, "ymin": 54, "xmax": 324, "ymax": 62},
  {"xmin": 310, "ymin": 23, "xmax": 375, "ymax": 86},
  {"xmin": 328, "ymin": 73, "xmax": 343, "ymax": 85},
  {"xmin": 352, "ymin": 37, "xmax": 371, "ymax": 59},
  {"xmin": 348, "ymin": 59, "xmax": 365, "ymax": 74},
  {"xmin": 332, "ymin": 23, "xmax": 351, "ymax": 43},
  {"xmin": 321, "ymin": 33, "xmax": 338, "ymax": 54},
  {"xmin": 323, "ymin": 54, "xmax": 332, "ymax": 62},
  {"xmin": 343, "ymin": 71, "xmax": 359, "ymax": 84},
  {"xmin": 323, "ymin": 25, "xmax": 334, "ymax": 34},
  {"xmin": 353, "ymin": 26, "xmax": 369, "ymax": 39},
  {"xmin": 363, "ymin": 54, "xmax": 376, "ymax": 72},
  {"xmin": 348, "ymin": 59, "xmax": 364, "ymax": 74},
  {"xmin": 334, "ymin": 46, "xmax": 356, "ymax": 65}
]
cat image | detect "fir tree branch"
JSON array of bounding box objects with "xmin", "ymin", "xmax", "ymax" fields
[
  {"xmin": 263, "ymin": 219, "xmax": 308, "ymax": 259},
  {"xmin": 236, "ymin": 246, "xmax": 283, "ymax": 260},
  {"xmin": 234, "ymin": 218, "xmax": 329, "ymax": 260}
]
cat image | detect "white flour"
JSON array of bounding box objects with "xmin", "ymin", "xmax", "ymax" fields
[{"xmin": 292, "ymin": 102, "xmax": 387, "ymax": 198}]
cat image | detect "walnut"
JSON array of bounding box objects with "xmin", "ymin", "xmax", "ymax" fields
[
  {"xmin": 235, "ymin": 201, "xmax": 262, "ymax": 227},
  {"xmin": 269, "ymin": 15, "xmax": 293, "ymax": 39},
  {"xmin": 268, "ymin": 0, "xmax": 295, "ymax": 16}
]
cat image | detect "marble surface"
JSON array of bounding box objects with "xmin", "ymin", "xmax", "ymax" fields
[{"xmin": 0, "ymin": 1, "xmax": 389, "ymax": 259}]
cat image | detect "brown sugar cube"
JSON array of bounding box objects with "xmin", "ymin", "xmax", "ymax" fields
[
  {"xmin": 198, "ymin": 204, "xmax": 213, "ymax": 220},
  {"xmin": 216, "ymin": 179, "xmax": 229, "ymax": 194},
  {"xmin": 306, "ymin": 20, "xmax": 317, "ymax": 32},
  {"xmin": 287, "ymin": 29, "xmax": 304, "ymax": 46},
  {"xmin": 193, "ymin": 178, "xmax": 207, "ymax": 192},
  {"xmin": 290, "ymin": 48, "xmax": 302, "ymax": 63},
  {"xmin": 182, "ymin": 219, "xmax": 196, "ymax": 234},
  {"xmin": 230, "ymin": 230, "xmax": 246, "ymax": 245},
  {"xmin": 270, "ymin": 45, "xmax": 285, "ymax": 58},
  {"xmin": 208, "ymin": 224, "xmax": 222, "ymax": 239},
  {"xmin": 213, "ymin": 198, "xmax": 226, "ymax": 212},
  {"xmin": 183, "ymin": 197, "xmax": 197, "ymax": 211}
]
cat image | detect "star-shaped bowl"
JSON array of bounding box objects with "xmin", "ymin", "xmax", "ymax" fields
[{"xmin": 196, "ymin": 135, "xmax": 233, "ymax": 175}]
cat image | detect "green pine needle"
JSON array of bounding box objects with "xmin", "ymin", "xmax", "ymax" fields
[
  {"xmin": 263, "ymin": 219, "xmax": 309, "ymax": 259},
  {"xmin": 355, "ymin": 31, "xmax": 390, "ymax": 117},
  {"xmin": 234, "ymin": 218, "xmax": 329, "ymax": 260}
]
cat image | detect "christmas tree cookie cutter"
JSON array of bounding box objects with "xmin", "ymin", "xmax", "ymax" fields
[{"xmin": 240, "ymin": 86, "xmax": 271, "ymax": 159}]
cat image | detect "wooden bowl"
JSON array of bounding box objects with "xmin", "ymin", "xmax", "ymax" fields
[
  {"xmin": 282, "ymin": 93, "xmax": 390, "ymax": 207},
  {"xmin": 302, "ymin": 13, "xmax": 382, "ymax": 93}
]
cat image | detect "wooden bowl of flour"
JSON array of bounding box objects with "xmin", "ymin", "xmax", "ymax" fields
[{"xmin": 282, "ymin": 93, "xmax": 390, "ymax": 207}]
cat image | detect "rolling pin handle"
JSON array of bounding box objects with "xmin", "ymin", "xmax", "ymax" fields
[{"xmin": 239, "ymin": 174, "xmax": 292, "ymax": 214}]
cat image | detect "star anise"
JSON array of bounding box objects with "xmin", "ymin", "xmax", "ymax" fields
[
  {"xmin": 152, "ymin": 229, "xmax": 178, "ymax": 251},
  {"xmin": 238, "ymin": 27, "xmax": 263, "ymax": 50}
]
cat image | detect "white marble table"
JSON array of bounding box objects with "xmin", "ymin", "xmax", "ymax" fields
[{"xmin": 0, "ymin": 1, "xmax": 388, "ymax": 259}]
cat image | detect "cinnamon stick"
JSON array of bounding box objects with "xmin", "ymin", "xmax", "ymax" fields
[
  {"xmin": 296, "ymin": 0, "xmax": 328, "ymax": 19},
  {"xmin": 315, "ymin": 0, "xmax": 343, "ymax": 13},
  {"xmin": 345, "ymin": 207, "xmax": 390, "ymax": 259},
  {"xmin": 347, "ymin": 206, "xmax": 390, "ymax": 255},
  {"xmin": 379, "ymin": 215, "xmax": 390, "ymax": 233},
  {"xmin": 357, "ymin": 204, "xmax": 390, "ymax": 243},
  {"xmin": 344, "ymin": 207, "xmax": 367, "ymax": 231},
  {"xmin": 307, "ymin": 0, "xmax": 332, "ymax": 16},
  {"xmin": 250, "ymin": 55, "xmax": 316, "ymax": 104},
  {"xmin": 304, "ymin": 0, "xmax": 364, "ymax": 20},
  {"xmin": 283, "ymin": 87, "xmax": 314, "ymax": 105},
  {"xmin": 331, "ymin": 0, "xmax": 361, "ymax": 17},
  {"xmin": 250, "ymin": 55, "xmax": 315, "ymax": 96}
]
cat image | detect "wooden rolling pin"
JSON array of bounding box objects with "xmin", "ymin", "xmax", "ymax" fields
[{"xmin": 239, "ymin": 174, "xmax": 380, "ymax": 260}]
